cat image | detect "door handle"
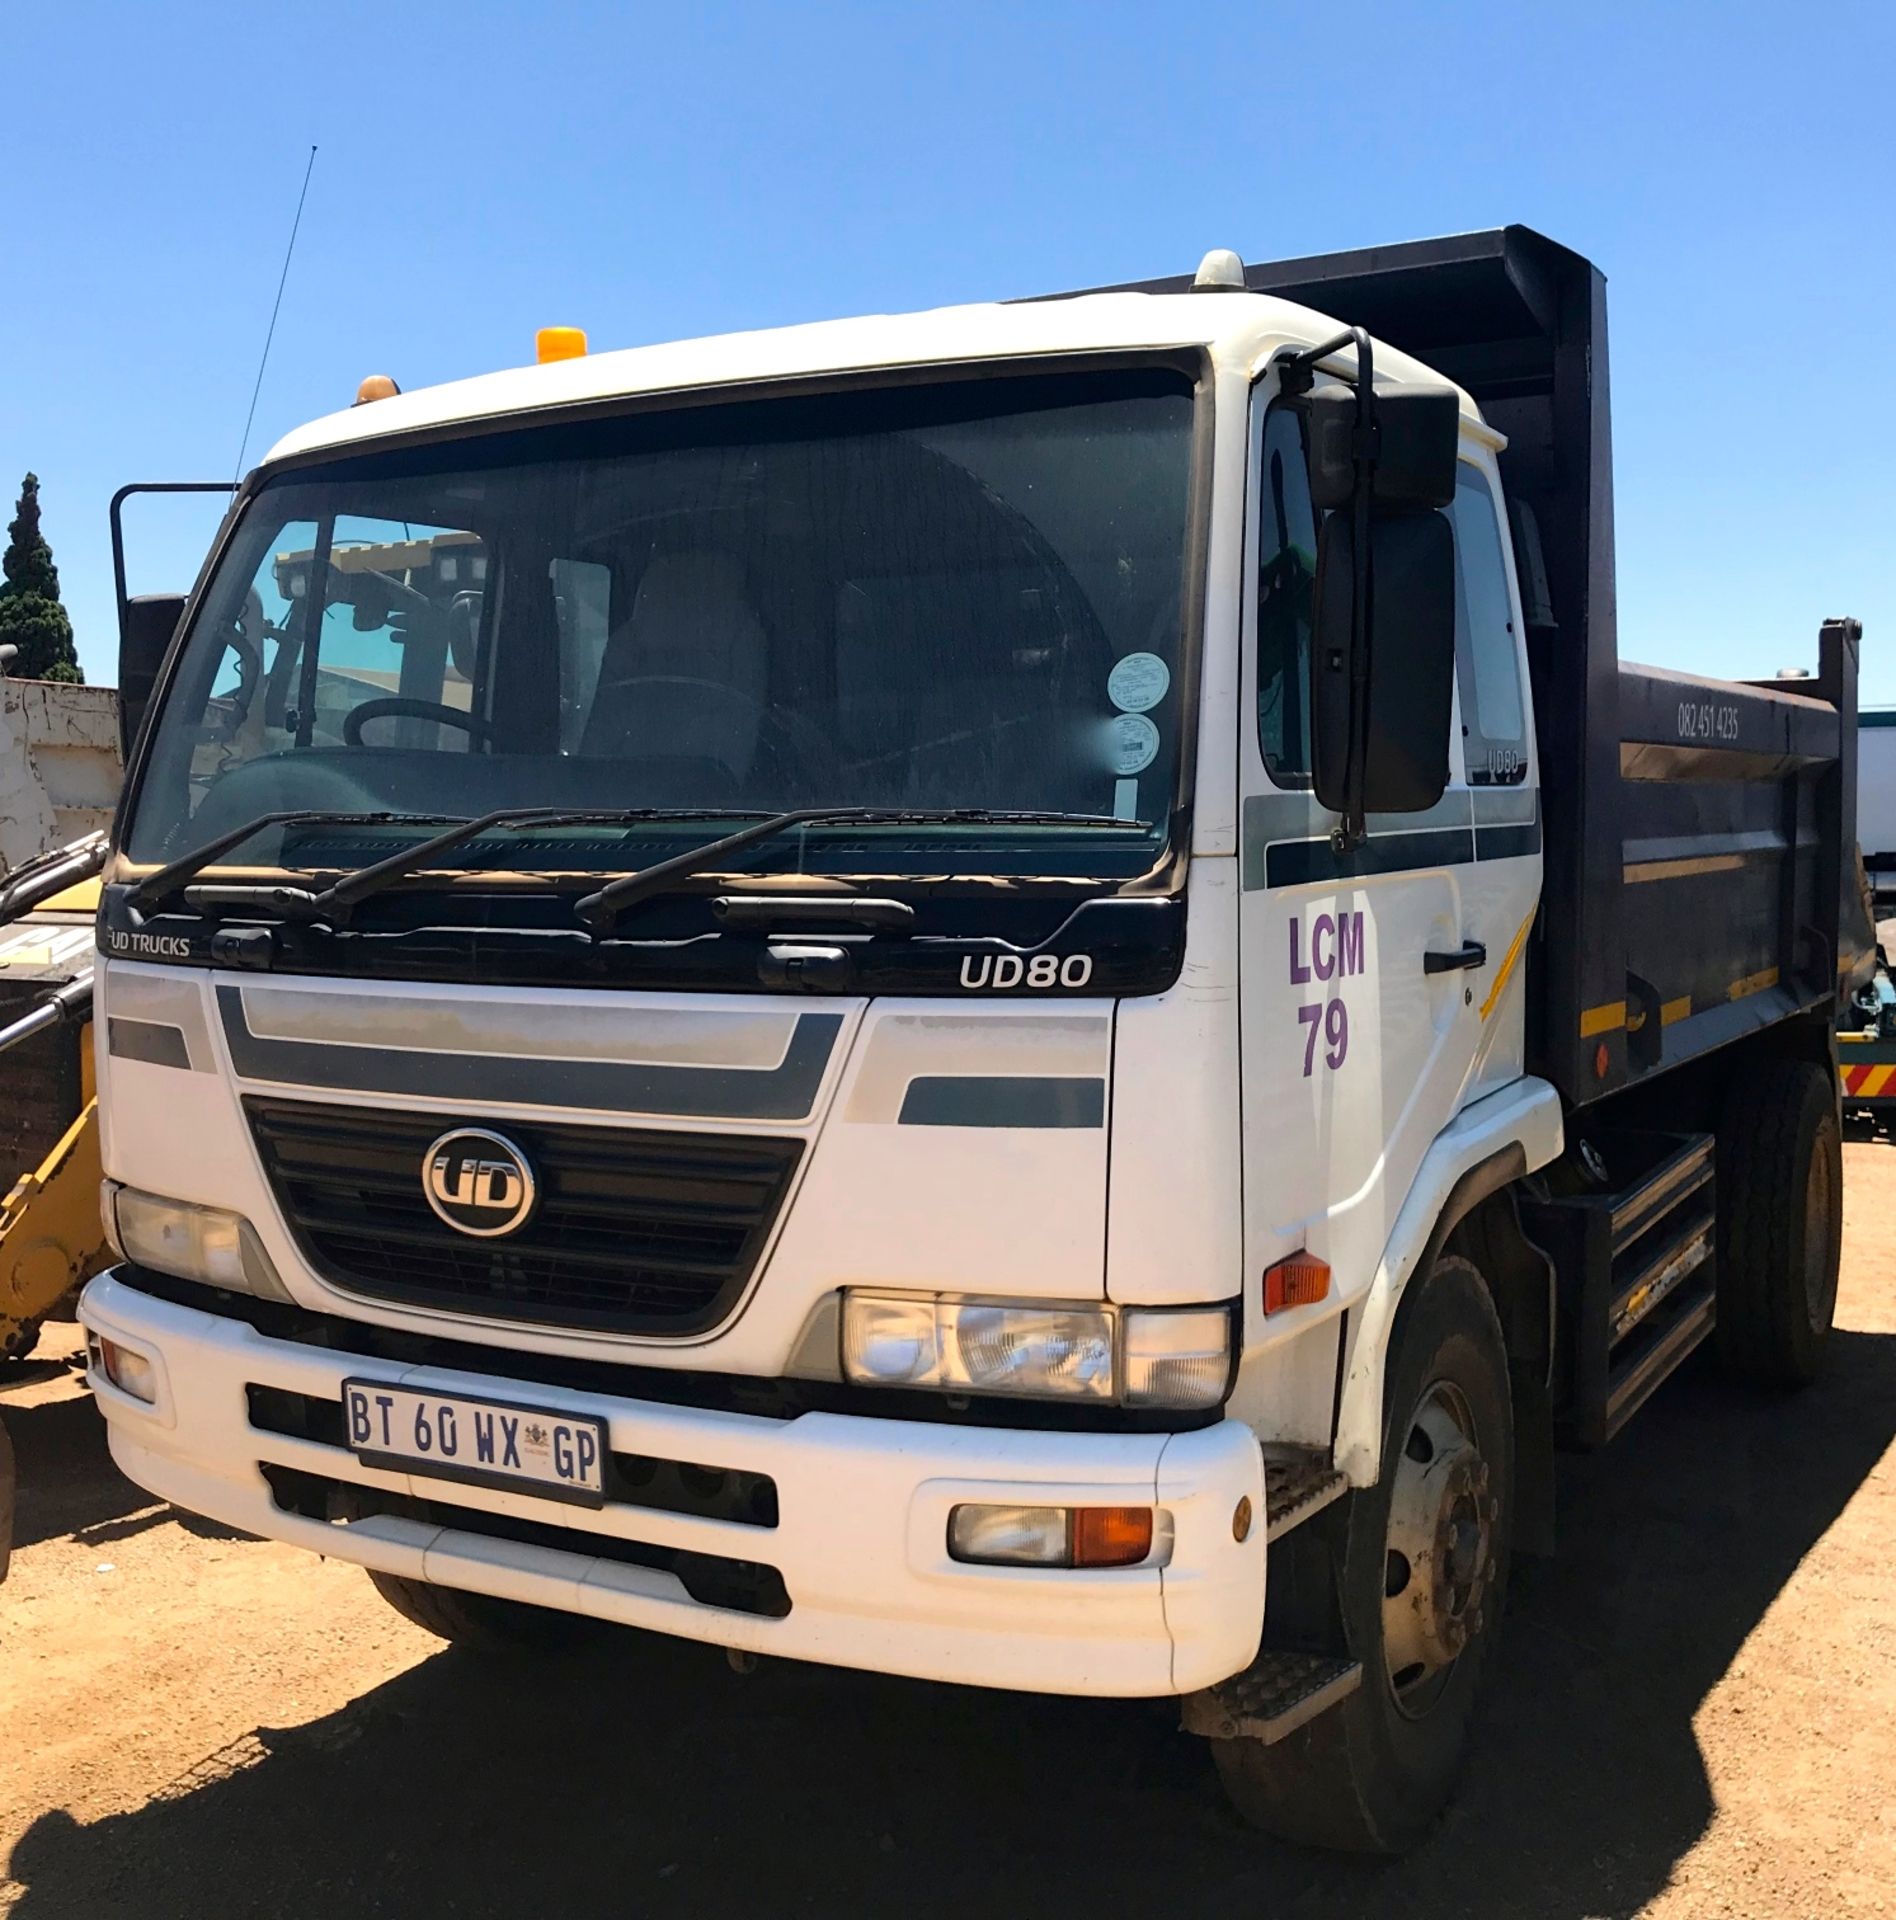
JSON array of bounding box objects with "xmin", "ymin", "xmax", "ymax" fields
[{"xmin": 1424, "ymin": 941, "xmax": 1487, "ymax": 975}]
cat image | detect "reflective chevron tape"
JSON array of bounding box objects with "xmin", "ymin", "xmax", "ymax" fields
[{"xmin": 1840, "ymin": 1061, "xmax": 1896, "ymax": 1099}]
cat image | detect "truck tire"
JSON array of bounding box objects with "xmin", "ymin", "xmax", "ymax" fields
[
  {"xmin": 1716, "ymin": 1057, "xmax": 1842, "ymax": 1387},
  {"xmin": 365, "ymin": 1568, "xmax": 608, "ymax": 1653},
  {"xmin": 1213, "ymin": 1258, "xmax": 1513, "ymax": 1853}
]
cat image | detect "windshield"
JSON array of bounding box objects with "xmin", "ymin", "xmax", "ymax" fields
[{"xmin": 126, "ymin": 367, "xmax": 1199, "ymax": 885}]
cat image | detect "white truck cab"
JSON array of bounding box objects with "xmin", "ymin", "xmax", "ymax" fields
[{"xmin": 83, "ymin": 227, "xmax": 1857, "ymax": 1850}]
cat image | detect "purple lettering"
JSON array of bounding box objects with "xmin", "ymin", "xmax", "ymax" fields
[
  {"xmin": 1325, "ymin": 998, "xmax": 1350, "ymax": 1069},
  {"xmin": 1298, "ymin": 1003, "xmax": 1322, "ymax": 1076},
  {"xmin": 1339, "ymin": 911, "xmax": 1365, "ymax": 978},
  {"xmin": 1289, "ymin": 918, "xmax": 1311, "ymax": 986},
  {"xmin": 1312, "ymin": 913, "xmax": 1336, "ymax": 981}
]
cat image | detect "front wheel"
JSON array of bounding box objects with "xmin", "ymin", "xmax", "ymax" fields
[
  {"xmin": 1213, "ymin": 1257, "xmax": 1514, "ymax": 1852},
  {"xmin": 366, "ymin": 1569, "xmax": 609, "ymax": 1653}
]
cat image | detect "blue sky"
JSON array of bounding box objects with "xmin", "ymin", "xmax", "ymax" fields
[{"xmin": 8, "ymin": 0, "xmax": 1893, "ymax": 697}]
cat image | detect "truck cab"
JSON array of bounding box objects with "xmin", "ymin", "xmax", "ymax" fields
[{"xmin": 82, "ymin": 227, "xmax": 1853, "ymax": 1851}]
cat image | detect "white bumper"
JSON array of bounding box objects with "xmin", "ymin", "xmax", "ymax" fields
[{"xmin": 80, "ymin": 1273, "xmax": 1265, "ymax": 1697}]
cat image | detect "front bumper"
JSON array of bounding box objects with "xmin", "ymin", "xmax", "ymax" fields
[{"xmin": 80, "ymin": 1273, "xmax": 1265, "ymax": 1697}]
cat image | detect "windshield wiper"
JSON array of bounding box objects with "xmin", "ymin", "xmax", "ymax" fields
[
  {"xmin": 181, "ymin": 807, "xmax": 765, "ymax": 926},
  {"xmin": 573, "ymin": 806, "xmax": 1145, "ymax": 935},
  {"xmin": 129, "ymin": 811, "xmax": 467, "ymax": 914}
]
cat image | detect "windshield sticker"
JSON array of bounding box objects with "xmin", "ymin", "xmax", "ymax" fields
[
  {"xmin": 1105, "ymin": 713, "xmax": 1160, "ymax": 775},
  {"xmin": 1107, "ymin": 651, "xmax": 1170, "ymax": 714}
]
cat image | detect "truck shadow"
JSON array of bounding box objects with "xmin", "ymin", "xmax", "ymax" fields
[
  {"xmin": 8, "ymin": 1327, "xmax": 1895, "ymax": 1920},
  {"xmin": 0, "ymin": 1390, "xmax": 158, "ymax": 1551}
]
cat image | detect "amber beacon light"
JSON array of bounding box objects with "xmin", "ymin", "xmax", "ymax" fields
[{"xmin": 536, "ymin": 327, "xmax": 589, "ymax": 364}]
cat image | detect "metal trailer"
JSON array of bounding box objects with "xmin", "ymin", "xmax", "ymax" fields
[
  {"xmin": 1858, "ymin": 708, "xmax": 1896, "ymax": 908},
  {"xmin": 0, "ymin": 678, "xmax": 123, "ymax": 876}
]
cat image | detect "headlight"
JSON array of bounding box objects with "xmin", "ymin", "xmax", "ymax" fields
[
  {"xmin": 1122, "ymin": 1307, "xmax": 1234, "ymax": 1409},
  {"xmin": 841, "ymin": 1292, "xmax": 1232, "ymax": 1409},
  {"xmin": 843, "ymin": 1293, "xmax": 1114, "ymax": 1401},
  {"xmin": 109, "ymin": 1186, "xmax": 292, "ymax": 1302}
]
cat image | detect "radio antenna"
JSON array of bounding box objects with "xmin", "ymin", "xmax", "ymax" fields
[{"xmin": 233, "ymin": 144, "xmax": 318, "ymax": 482}]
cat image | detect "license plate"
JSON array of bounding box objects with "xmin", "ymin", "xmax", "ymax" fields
[{"xmin": 342, "ymin": 1380, "xmax": 608, "ymax": 1507}]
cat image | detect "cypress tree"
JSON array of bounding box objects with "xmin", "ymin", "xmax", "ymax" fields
[{"xmin": 0, "ymin": 474, "xmax": 83, "ymax": 683}]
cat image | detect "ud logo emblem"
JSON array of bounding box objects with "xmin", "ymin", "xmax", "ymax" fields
[{"xmin": 421, "ymin": 1128, "xmax": 538, "ymax": 1238}]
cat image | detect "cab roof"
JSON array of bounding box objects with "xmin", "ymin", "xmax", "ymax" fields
[{"xmin": 260, "ymin": 287, "xmax": 1485, "ymax": 471}]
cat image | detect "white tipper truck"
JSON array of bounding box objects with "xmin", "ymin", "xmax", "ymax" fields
[{"xmin": 82, "ymin": 227, "xmax": 1861, "ymax": 1850}]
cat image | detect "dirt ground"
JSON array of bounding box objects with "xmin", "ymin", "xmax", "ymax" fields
[{"xmin": 4, "ymin": 1146, "xmax": 1895, "ymax": 1919}]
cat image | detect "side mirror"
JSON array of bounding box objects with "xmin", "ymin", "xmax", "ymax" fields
[
  {"xmin": 1307, "ymin": 382, "xmax": 1461, "ymax": 513},
  {"xmin": 118, "ymin": 592, "xmax": 186, "ymax": 762},
  {"xmin": 1310, "ymin": 510, "xmax": 1456, "ymax": 816}
]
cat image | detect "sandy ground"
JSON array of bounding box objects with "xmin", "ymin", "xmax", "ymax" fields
[{"xmin": 3, "ymin": 1145, "xmax": 1895, "ymax": 1919}]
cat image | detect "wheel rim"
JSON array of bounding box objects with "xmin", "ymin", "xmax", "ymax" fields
[
  {"xmin": 1382, "ymin": 1379, "xmax": 1495, "ymax": 1719},
  {"xmin": 1803, "ymin": 1133, "xmax": 1840, "ymax": 1331}
]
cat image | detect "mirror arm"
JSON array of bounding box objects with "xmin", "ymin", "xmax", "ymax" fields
[
  {"xmin": 110, "ymin": 482, "xmax": 238, "ymax": 656},
  {"xmin": 1285, "ymin": 329, "xmax": 1378, "ymax": 850},
  {"xmin": 1281, "ymin": 329, "xmax": 1378, "ymax": 847}
]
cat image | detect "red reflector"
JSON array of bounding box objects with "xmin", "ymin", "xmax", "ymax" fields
[
  {"xmin": 1263, "ymin": 1251, "xmax": 1331, "ymax": 1315},
  {"xmin": 1071, "ymin": 1506, "xmax": 1153, "ymax": 1568}
]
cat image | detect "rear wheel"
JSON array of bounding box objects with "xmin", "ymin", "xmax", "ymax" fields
[
  {"xmin": 1213, "ymin": 1258, "xmax": 1513, "ymax": 1852},
  {"xmin": 1716, "ymin": 1057, "xmax": 1842, "ymax": 1387},
  {"xmin": 366, "ymin": 1569, "xmax": 609, "ymax": 1653}
]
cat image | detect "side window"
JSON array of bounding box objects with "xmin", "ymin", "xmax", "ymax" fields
[
  {"xmin": 1449, "ymin": 468, "xmax": 1529, "ymax": 786},
  {"xmin": 1254, "ymin": 399, "xmax": 1318, "ymax": 786}
]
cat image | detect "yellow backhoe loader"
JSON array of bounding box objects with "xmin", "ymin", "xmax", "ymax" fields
[{"xmin": 0, "ymin": 833, "xmax": 109, "ymax": 1366}]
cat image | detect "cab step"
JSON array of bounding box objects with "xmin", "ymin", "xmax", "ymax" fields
[
  {"xmin": 1180, "ymin": 1651, "xmax": 1364, "ymax": 1745},
  {"xmin": 1263, "ymin": 1449, "xmax": 1349, "ymax": 1542}
]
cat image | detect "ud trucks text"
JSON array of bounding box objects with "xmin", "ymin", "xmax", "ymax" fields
[{"xmin": 80, "ymin": 227, "xmax": 1859, "ymax": 1850}]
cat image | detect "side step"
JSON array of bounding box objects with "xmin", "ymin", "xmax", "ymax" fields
[
  {"xmin": 1180, "ymin": 1651, "xmax": 1363, "ymax": 1744},
  {"xmin": 1519, "ymin": 1128, "xmax": 1719, "ymax": 1447},
  {"xmin": 1263, "ymin": 1448, "xmax": 1348, "ymax": 1542}
]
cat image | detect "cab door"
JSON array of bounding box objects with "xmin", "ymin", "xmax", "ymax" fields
[
  {"xmin": 1445, "ymin": 458, "xmax": 1542, "ymax": 1098},
  {"xmin": 1237, "ymin": 382, "xmax": 1479, "ymax": 1322}
]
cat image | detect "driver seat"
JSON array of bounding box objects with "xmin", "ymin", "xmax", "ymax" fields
[{"xmin": 581, "ymin": 550, "xmax": 770, "ymax": 783}]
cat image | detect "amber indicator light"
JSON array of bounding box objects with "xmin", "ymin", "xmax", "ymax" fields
[
  {"xmin": 1071, "ymin": 1507, "xmax": 1154, "ymax": 1568},
  {"xmin": 1263, "ymin": 1251, "xmax": 1332, "ymax": 1315}
]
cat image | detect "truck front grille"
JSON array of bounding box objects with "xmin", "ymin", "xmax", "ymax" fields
[{"xmin": 244, "ymin": 1097, "xmax": 802, "ymax": 1337}]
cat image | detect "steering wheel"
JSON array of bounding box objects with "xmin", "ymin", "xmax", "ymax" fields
[
  {"xmin": 342, "ymin": 697, "xmax": 495, "ymax": 747},
  {"xmin": 598, "ymin": 676, "xmax": 829, "ymax": 780}
]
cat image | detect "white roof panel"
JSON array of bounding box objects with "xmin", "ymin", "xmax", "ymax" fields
[{"xmin": 261, "ymin": 290, "xmax": 1481, "ymax": 469}]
